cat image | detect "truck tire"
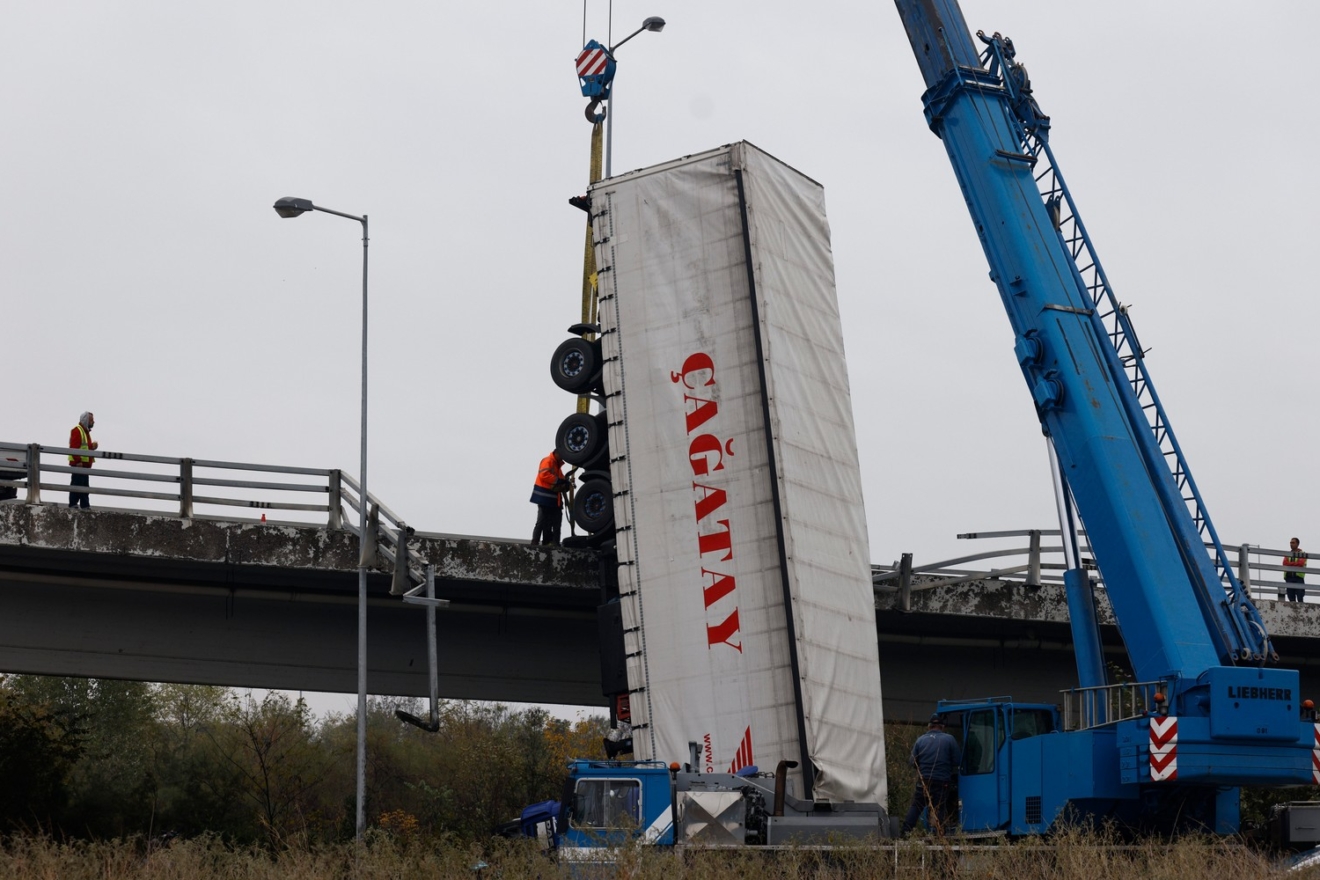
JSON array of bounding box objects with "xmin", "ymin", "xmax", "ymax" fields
[
  {"xmin": 572, "ymin": 478, "xmax": 615, "ymax": 534},
  {"xmin": 556, "ymin": 412, "xmax": 607, "ymax": 466},
  {"xmin": 550, "ymin": 338, "xmax": 601, "ymax": 394}
]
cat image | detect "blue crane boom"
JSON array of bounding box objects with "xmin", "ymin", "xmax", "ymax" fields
[{"xmin": 894, "ymin": 0, "xmax": 1316, "ymax": 834}]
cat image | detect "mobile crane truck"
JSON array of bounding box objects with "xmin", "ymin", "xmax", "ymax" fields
[{"xmin": 892, "ymin": 0, "xmax": 1320, "ymax": 836}]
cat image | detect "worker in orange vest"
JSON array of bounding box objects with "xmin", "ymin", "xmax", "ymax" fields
[
  {"xmin": 530, "ymin": 450, "xmax": 569, "ymax": 546},
  {"xmin": 68, "ymin": 411, "xmax": 98, "ymax": 509},
  {"xmin": 1284, "ymin": 537, "xmax": 1308, "ymax": 602}
]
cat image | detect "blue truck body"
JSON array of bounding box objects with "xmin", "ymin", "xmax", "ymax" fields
[{"xmin": 541, "ymin": 758, "xmax": 888, "ymax": 853}]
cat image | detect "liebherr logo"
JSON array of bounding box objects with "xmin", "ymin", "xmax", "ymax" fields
[{"xmin": 671, "ymin": 352, "xmax": 742, "ymax": 653}]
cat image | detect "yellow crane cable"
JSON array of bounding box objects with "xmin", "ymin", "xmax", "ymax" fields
[{"xmin": 578, "ymin": 121, "xmax": 604, "ymax": 415}]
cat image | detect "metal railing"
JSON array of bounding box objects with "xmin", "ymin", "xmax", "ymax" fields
[
  {"xmin": 1061, "ymin": 680, "xmax": 1166, "ymax": 732},
  {"xmin": 874, "ymin": 529, "xmax": 1318, "ymax": 606},
  {"xmin": 0, "ymin": 440, "xmax": 426, "ymax": 593}
]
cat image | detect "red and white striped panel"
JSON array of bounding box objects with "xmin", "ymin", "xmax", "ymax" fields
[
  {"xmin": 727, "ymin": 726, "xmax": 754, "ymax": 774},
  {"xmin": 576, "ymin": 48, "xmax": 608, "ymax": 78},
  {"xmin": 1149, "ymin": 716, "xmax": 1178, "ymax": 782},
  {"xmin": 1312, "ymin": 723, "xmax": 1320, "ymax": 784}
]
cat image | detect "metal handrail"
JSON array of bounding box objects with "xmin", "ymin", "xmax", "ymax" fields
[
  {"xmin": 0, "ymin": 441, "xmax": 342, "ymax": 522},
  {"xmin": 9, "ymin": 438, "xmax": 1313, "ymax": 606},
  {"xmin": 1061, "ymin": 680, "xmax": 1167, "ymax": 732},
  {"xmin": 875, "ymin": 531, "xmax": 1318, "ymax": 604},
  {"xmin": 0, "ymin": 440, "xmax": 438, "ymax": 597}
]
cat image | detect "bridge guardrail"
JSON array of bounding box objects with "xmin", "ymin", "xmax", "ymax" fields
[
  {"xmin": 874, "ymin": 529, "xmax": 1315, "ymax": 606},
  {"xmin": 0, "ymin": 440, "xmax": 425, "ymax": 594},
  {"xmin": 5, "ymin": 440, "xmax": 1307, "ymax": 605}
]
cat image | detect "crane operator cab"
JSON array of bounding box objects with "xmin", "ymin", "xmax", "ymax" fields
[{"xmin": 934, "ymin": 698, "xmax": 1059, "ymax": 834}]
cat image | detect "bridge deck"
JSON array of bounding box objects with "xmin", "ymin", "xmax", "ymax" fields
[
  {"xmin": 0, "ymin": 502, "xmax": 607, "ymax": 706},
  {"xmin": 5, "ymin": 501, "xmax": 1320, "ymax": 722}
]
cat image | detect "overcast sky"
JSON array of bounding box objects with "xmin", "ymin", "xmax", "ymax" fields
[{"xmin": 5, "ymin": 2, "xmax": 1318, "ymax": 710}]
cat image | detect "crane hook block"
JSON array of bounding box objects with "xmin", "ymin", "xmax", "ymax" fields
[{"xmin": 576, "ymin": 39, "xmax": 617, "ymax": 100}]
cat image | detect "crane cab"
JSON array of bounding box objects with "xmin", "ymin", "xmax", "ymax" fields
[{"xmin": 935, "ymin": 698, "xmax": 1060, "ymax": 834}]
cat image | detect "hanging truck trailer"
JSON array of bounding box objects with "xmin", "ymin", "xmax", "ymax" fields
[{"xmin": 540, "ymin": 142, "xmax": 893, "ymax": 851}]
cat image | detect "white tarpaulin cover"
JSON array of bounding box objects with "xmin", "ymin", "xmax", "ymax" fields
[{"xmin": 591, "ymin": 142, "xmax": 886, "ymax": 805}]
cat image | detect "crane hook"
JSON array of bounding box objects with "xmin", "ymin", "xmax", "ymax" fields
[{"xmin": 585, "ymin": 98, "xmax": 607, "ymax": 124}]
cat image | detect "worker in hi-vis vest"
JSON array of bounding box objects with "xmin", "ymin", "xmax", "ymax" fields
[
  {"xmin": 68, "ymin": 411, "xmax": 98, "ymax": 509},
  {"xmin": 530, "ymin": 450, "xmax": 568, "ymax": 546},
  {"xmin": 1284, "ymin": 537, "xmax": 1308, "ymax": 602}
]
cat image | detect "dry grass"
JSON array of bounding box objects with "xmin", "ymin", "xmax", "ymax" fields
[{"xmin": 0, "ymin": 830, "xmax": 1315, "ymax": 879}]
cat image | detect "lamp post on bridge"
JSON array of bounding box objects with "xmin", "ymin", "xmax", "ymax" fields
[
  {"xmin": 604, "ymin": 15, "xmax": 665, "ymax": 178},
  {"xmin": 272, "ymin": 196, "xmax": 370, "ymax": 840}
]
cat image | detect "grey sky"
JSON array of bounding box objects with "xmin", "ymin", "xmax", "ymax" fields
[{"xmin": 5, "ymin": 1, "xmax": 1317, "ymax": 668}]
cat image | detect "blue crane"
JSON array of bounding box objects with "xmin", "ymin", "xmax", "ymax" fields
[{"xmin": 894, "ymin": 0, "xmax": 1317, "ymax": 834}]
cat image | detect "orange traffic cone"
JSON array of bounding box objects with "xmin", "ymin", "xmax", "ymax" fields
[{"xmin": 260, "ymin": 513, "xmax": 267, "ymax": 524}]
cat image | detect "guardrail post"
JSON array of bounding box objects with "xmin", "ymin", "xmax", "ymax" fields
[
  {"xmin": 899, "ymin": 553, "xmax": 913, "ymax": 613},
  {"xmin": 1028, "ymin": 529, "xmax": 1042, "ymax": 586},
  {"xmin": 391, "ymin": 523, "xmax": 415, "ymax": 596},
  {"xmin": 361, "ymin": 504, "xmax": 379, "ymax": 567},
  {"xmin": 1238, "ymin": 543, "xmax": 1253, "ymax": 598},
  {"xmin": 179, "ymin": 458, "xmax": 194, "ymax": 518},
  {"xmin": 328, "ymin": 470, "xmax": 343, "ymax": 530},
  {"xmin": 25, "ymin": 443, "xmax": 41, "ymax": 504}
]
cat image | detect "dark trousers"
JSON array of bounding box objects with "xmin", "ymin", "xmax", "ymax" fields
[
  {"xmin": 69, "ymin": 471, "xmax": 90, "ymax": 508},
  {"xmin": 1286, "ymin": 577, "xmax": 1306, "ymax": 602},
  {"xmin": 902, "ymin": 777, "xmax": 955, "ymax": 836},
  {"xmin": 532, "ymin": 503, "xmax": 561, "ymax": 545}
]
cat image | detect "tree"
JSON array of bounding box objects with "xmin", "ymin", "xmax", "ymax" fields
[
  {"xmin": 204, "ymin": 691, "xmax": 333, "ymax": 846},
  {"xmin": 146, "ymin": 683, "xmax": 251, "ymax": 839},
  {"xmin": 7, "ymin": 675, "xmax": 157, "ymax": 837},
  {"xmin": 0, "ymin": 677, "xmax": 82, "ymax": 830}
]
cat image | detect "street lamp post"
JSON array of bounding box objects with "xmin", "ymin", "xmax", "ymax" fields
[
  {"xmin": 272, "ymin": 196, "xmax": 370, "ymax": 839},
  {"xmin": 605, "ymin": 15, "xmax": 665, "ymax": 178}
]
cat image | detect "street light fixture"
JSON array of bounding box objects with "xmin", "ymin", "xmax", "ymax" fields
[
  {"xmin": 605, "ymin": 16, "xmax": 665, "ymax": 178},
  {"xmin": 272, "ymin": 196, "xmax": 370, "ymax": 840}
]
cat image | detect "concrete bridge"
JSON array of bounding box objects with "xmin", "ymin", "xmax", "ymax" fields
[
  {"xmin": 6, "ymin": 500, "xmax": 1320, "ymax": 724},
  {"xmin": 0, "ymin": 502, "xmax": 608, "ymax": 705}
]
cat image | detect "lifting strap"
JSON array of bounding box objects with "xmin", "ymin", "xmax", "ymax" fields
[{"xmin": 578, "ymin": 121, "xmax": 604, "ymax": 416}]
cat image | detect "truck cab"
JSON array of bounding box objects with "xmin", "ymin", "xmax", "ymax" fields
[{"xmin": 553, "ymin": 760, "xmax": 675, "ymax": 852}]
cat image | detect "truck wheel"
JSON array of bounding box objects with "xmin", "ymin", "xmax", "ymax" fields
[
  {"xmin": 556, "ymin": 412, "xmax": 607, "ymax": 466},
  {"xmin": 551, "ymin": 338, "xmax": 601, "ymax": 394},
  {"xmin": 573, "ymin": 479, "xmax": 615, "ymax": 534}
]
